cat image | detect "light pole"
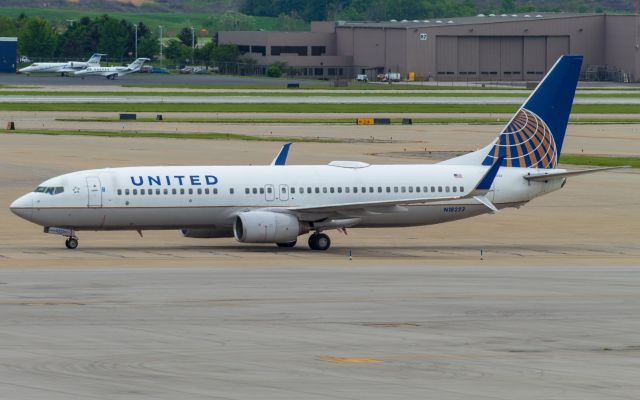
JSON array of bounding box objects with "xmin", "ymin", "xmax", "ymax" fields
[
  {"xmin": 191, "ymin": 26, "xmax": 195, "ymax": 65},
  {"xmin": 158, "ymin": 25, "xmax": 163, "ymax": 67},
  {"xmin": 133, "ymin": 24, "xmax": 138, "ymax": 59}
]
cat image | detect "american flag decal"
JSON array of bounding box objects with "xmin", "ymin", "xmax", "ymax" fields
[{"xmin": 454, "ymin": 173, "xmax": 463, "ymax": 178}]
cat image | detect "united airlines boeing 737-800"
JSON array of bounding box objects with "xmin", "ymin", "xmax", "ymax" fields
[{"xmin": 10, "ymin": 55, "xmax": 618, "ymax": 250}]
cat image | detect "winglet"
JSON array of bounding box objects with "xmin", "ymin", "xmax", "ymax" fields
[
  {"xmin": 271, "ymin": 143, "xmax": 292, "ymax": 166},
  {"xmin": 474, "ymin": 157, "xmax": 503, "ymax": 192}
]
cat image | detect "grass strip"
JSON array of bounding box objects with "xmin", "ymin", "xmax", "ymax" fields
[
  {"xmin": 559, "ymin": 155, "xmax": 639, "ymax": 168},
  {"xmin": 6, "ymin": 90, "xmax": 640, "ymax": 98},
  {"xmin": 0, "ymin": 129, "xmax": 338, "ymax": 143},
  {"xmin": 4, "ymin": 102, "xmax": 640, "ymax": 114},
  {"xmin": 122, "ymin": 83, "xmax": 525, "ymax": 91}
]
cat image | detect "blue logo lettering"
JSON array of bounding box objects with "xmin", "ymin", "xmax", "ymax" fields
[
  {"xmin": 205, "ymin": 175, "xmax": 218, "ymax": 185},
  {"xmin": 148, "ymin": 176, "xmax": 161, "ymax": 186},
  {"xmin": 130, "ymin": 176, "xmax": 143, "ymax": 186},
  {"xmin": 190, "ymin": 175, "xmax": 201, "ymax": 185},
  {"xmin": 174, "ymin": 175, "xmax": 185, "ymax": 185}
]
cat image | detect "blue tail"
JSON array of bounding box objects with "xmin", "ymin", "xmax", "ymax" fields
[{"xmin": 482, "ymin": 55, "xmax": 583, "ymax": 169}]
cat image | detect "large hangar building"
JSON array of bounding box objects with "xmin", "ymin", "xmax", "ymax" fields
[{"xmin": 220, "ymin": 13, "xmax": 640, "ymax": 81}]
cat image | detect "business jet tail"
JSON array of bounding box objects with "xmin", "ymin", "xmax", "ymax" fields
[
  {"xmin": 87, "ymin": 53, "xmax": 106, "ymax": 65},
  {"xmin": 440, "ymin": 54, "xmax": 583, "ymax": 169}
]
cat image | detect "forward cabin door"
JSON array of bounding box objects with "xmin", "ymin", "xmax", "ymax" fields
[
  {"xmin": 86, "ymin": 176, "xmax": 102, "ymax": 208},
  {"xmin": 278, "ymin": 184, "xmax": 289, "ymax": 201},
  {"xmin": 264, "ymin": 184, "xmax": 275, "ymax": 201}
]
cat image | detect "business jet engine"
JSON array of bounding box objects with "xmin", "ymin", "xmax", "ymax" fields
[{"xmin": 233, "ymin": 211, "xmax": 309, "ymax": 243}]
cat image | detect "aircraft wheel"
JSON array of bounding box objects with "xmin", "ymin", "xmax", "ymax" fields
[
  {"xmin": 308, "ymin": 233, "xmax": 330, "ymax": 251},
  {"xmin": 65, "ymin": 238, "xmax": 78, "ymax": 249},
  {"xmin": 276, "ymin": 240, "xmax": 296, "ymax": 248}
]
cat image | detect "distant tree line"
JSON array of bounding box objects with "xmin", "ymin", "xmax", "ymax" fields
[
  {"xmin": 0, "ymin": 13, "xmax": 241, "ymax": 66},
  {"xmin": 241, "ymin": 0, "xmax": 611, "ymax": 22}
]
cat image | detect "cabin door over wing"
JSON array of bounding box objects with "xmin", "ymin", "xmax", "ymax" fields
[
  {"xmin": 86, "ymin": 176, "xmax": 102, "ymax": 208},
  {"xmin": 279, "ymin": 184, "xmax": 289, "ymax": 201}
]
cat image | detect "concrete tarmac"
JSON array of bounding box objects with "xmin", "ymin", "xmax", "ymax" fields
[
  {"xmin": 0, "ymin": 126, "xmax": 639, "ymax": 399},
  {"xmin": 1, "ymin": 266, "xmax": 639, "ymax": 400}
]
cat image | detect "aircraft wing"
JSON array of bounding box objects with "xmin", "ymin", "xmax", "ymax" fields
[
  {"xmin": 286, "ymin": 157, "xmax": 503, "ymax": 216},
  {"xmin": 523, "ymin": 166, "xmax": 627, "ymax": 182}
]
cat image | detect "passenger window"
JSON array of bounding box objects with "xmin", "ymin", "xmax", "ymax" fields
[
  {"xmin": 315, "ymin": 187, "xmax": 320, "ymax": 193},
  {"xmin": 378, "ymin": 187, "xmax": 382, "ymax": 193},
  {"xmin": 307, "ymin": 188, "xmax": 312, "ymax": 194},
  {"xmin": 424, "ymin": 186, "xmax": 428, "ymax": 192},
  {"xmin": 281, "ymin": 187, "xmax": 286, "ymax": 193},
  {"xmin": 213, "ymin": 188, "xmax": 218, "ymax": 194},
  {"xmin": 197, "ymin": 188, "xmax": 202, "ymax": 195},
  {"xmin": 299, "ymin": 187, "xmax": 303, "ymax": 194},
  {"xmin": 460, "ymin": 186, "xmax": 464, "ymax": 192},
  {"xmin": 180, "ymin": 189, "xmax": 185, "ymax": 195},
  {"xmin": 204, "ymin": 188, "xmax": 209, "ymax": 195},
  {"xmin": 291, "ymin": 188, "xmax": 296, "ymax": 194},
  {"xmin": 345, "ymin": 187, "xmax": 350, "ymax": 193},
  {"xmin": 133, "ymin": 189, "xmax": 138, "ymax": 195},
  {"xmin": 260, "ymin": 188, "xmax": 265, "ymax": 194},
  {"xmin": 117, "ymin": 189, "xmax": 122, "ymax": 195},
  {"xmin": 330, "ymin": 187, "xmax": 334, "ymax": 193},
  {"xmin": 141, "ymin": 189, "xmax": 146, "ymax": 195},
  {"xmin": 394, "ymin": 187, "xmax": 398, "ymax": 193},
  {"xmin": 453, "ymin": 186, "xmax": 457, "ymax": 192},
  {"xmin": 401, "ymin": 187, "xmax": 406, "ymax": 193},
  {"xmin": 409, "ymin": 187, "xmax": 413, "ymax": 193},
  {"xmin": 156, "ymin": 189, "xmax": 161, "ymax": 195},
  {"xmin": 323, "ymin": 187, "xmax": 327, "ymax": 193},
  {"xmin": 189, "ymin": 189, "xmax": 193, "ymax": 195},
  {"xmin": 267, "ymin": 187, "xmax": 272, "ymax": 194},
  {"xmin": 125, "ymin": 189, "xmax": 130, "ymax": 195},
  {"xmin": 438, "ymin": 186, "xmax": 442, "ymax": 192},
  {"xmin": 172, "ymin": 188, "xmax": 177, "ymax": 195},
  {"xmin": 431, "ymin": 186, "xmax": 435, "ymax": 192},
  {"xmin": 252, "ymin": 188, "xmax": 258, "ymax": 194},
  {"xmin": 361, "ymin": 187, "xmax": 366, "ymax": 193},
  {"xmin": 354, "ymin": 187, "xmax": 358, "ymax": 193},
  {"xmin": 230, "ymin": 188, "xmax": 235, "ymax": 194},
  {"xmin": 386, "ymin": 187, "xmax": 390, "ymax": 193},
  {"xmin": 416, "ymin": 187, "xmax": 420, "ymax": 193},
  {"xmin": 148, "ymin": 189, "xmax": 152, "ymax": 195},
  {"xmin": 245, "ymin": 188, "xmax": 250, "ymax": 194},
  {"xmin": 369, "ymin": 187, "xmax": 374, "ymax": 193},
  {"xmin": 164, "ymin": 189, "xmax": 169, "ymax": 195}
]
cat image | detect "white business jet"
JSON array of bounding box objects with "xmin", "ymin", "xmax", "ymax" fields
[
  {"xmin": 18, "ymin": 53, "xmax": 106, "ymax": 76},
  {"xmin": 74, "ymin": 57, "xmax": 150, "ymax": 80},
  {"xmin": 10, "ymin": 55, "xmax": 621, "ymax": 251}
]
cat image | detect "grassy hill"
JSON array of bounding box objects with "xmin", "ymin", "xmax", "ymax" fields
[{"xmin": 0, "ymin": 6, "xmax": 290, "ymax": 35}]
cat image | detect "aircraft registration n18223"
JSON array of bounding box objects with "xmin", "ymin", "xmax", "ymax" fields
[{"xmin": 10, "ymin": 55, "xmax": 622, "ymax": 250}]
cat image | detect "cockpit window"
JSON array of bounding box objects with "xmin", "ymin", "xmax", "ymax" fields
[{"xmin": 34, "ymin": 186, "xmax": 64, "ymax": 195}]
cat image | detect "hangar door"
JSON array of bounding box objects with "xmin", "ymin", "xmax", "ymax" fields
[
  {"xmin": 479, "ymin": 37, "xmax": 500, "ymax": 79},
  {"xmin": 500, "ymin": 37, "xmax": 523, "ymax": 80},
  {"xmin": 523, "ymin": 37, "xmax": 546, "ymax": 80},
  {"xmin": 436, "ymin": 36, "xmax": 457, "ymax": 79},
  {"xmin": 546, "ymin": 36, "xmax": 570, "ymax": 70}
]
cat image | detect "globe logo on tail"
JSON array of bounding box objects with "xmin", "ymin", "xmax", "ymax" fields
[{"xmin": 483, "ymin": 108, "xmax": 557, "ymax": 168}]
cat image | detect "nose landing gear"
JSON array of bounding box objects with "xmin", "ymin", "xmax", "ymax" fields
[{"xmin": 308, "ymin": 233, "xmax": 331, "ymax": 251}]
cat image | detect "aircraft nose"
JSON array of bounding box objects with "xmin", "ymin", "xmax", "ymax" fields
[{"xmin": 10, "ymin": 194, "xmax": 33, "ymax": 220}]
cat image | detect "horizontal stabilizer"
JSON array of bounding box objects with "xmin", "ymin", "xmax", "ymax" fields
[
  {"xmin": 523, "ymin": 166, "xmax": 627, "ymax": 182},
  {"xmin": 473, "ymin": 195, "xmax": 499, "ymax": 213}
]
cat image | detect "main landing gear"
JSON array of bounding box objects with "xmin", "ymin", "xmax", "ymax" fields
[
  {"xmin": 64, "ymin": 237, "xmax": 79, "ymax": 249},
  {"xmin": 308, "ymin": 233, "xmax": 331, "ymax": 251}
]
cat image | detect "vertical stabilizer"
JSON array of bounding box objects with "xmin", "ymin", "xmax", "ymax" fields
[{"xmin": 441, "ymin": 55, "xmax": 583, "ymax": 169}]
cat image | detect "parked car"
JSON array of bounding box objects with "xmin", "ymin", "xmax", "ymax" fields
[
  {"xmin": 356, "ymin": 74, "xmax": 368, "ymax": 82},
  {"xmin": 18, "ymin": 56, "xmax": 30, "ymax": 63}
]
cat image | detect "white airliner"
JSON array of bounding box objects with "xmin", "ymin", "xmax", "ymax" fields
[
  {"xmin": 10, "ymin": 55, "xmax": 621, "ymax": 250},
  {"xmin": 18, "ymin": 53, "xmax": 105, "ymax": 76},
  {"xmin": 74, "ymin": 58, "xmax": 150, "ymax": 80}
]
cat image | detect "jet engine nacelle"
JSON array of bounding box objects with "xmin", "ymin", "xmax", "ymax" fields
[
  {"xmin": 233, "ymin": 211, "xmax": 308, "ymax": 243},
  {"xmin": 181, "ymin": 227, "xmax": 232, "ymax": 238}
]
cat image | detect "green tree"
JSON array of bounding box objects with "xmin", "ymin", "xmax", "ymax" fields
[
  {"xmin": 211, "ymin": 44, "xmax": 239, "ymax": 63},
  {"xmin": 98, "ymin": 17, "xmax": 130, "ymax": 61},
  {"xmin": 216, "ymin": 11, "xmax": 256, "ymax": 31},
  {"xmin": 177, "ymin": 27, "xmax": 197, "ymax": 47},
  {"xmin": 164, "ymin": 39, "xmax": 190, "ymax": 64},
  {"xmin": 276, "ymin": 13, "xmax": 307, "ymax": 31},
  {"xmin": 137, "ymin": 34, "xmax": 159, "ymax": 59},
  {"xmin": 19, "ymin": 17, "xmax": 57, "ymax": 58}
]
